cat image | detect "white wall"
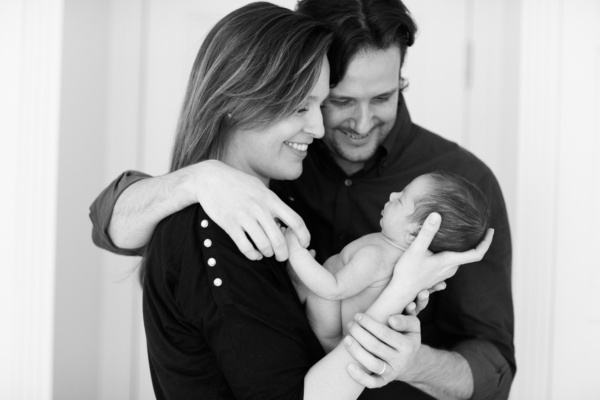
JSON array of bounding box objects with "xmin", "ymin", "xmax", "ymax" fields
[
  {"xmin": 511, "ymin": 1, "xmax": 600, "ymax": 400},
  {"xmin": 0, "ymin": 1, "xmax": 63, "ymax": 399},
  {"xmin": 403, "ymin": 0, "xmax": 520, "ymax": 224},
  {"xmin": 53, "ymin": 1, "xmax": 110, "ymax": 399}
]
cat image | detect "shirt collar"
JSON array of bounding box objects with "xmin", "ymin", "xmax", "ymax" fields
[{"xmin": 379, "ymin": 92, "xmax": 414, "ymax": 160}]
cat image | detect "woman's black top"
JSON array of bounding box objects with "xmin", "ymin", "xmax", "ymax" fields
[{"xmin": 142, "ymin": 204, "xmax": 325, "ymax": 399}]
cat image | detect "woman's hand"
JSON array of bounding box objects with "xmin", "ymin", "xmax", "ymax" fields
[
  {"xmin": 192, "ymin": 160, "xmax": 310, "ymax": 261},
  {"xmin": 390, "ymin": 213, "xmax": 494, "ymax": 297},
  {"xmin": 344, "ymin": 313, "xmax": 421, "ymax": 388}
]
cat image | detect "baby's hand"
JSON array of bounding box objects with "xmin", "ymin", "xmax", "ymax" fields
[{"xmin": 282, "ymin": 227, "xmax": 303, "ymax": 254}]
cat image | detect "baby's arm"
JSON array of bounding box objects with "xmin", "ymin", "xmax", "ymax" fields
[
  {"xmin": 305, "ymin": 293, "xmax": 343, "ymax": 353},
  {"xmin": 284, "ymin": 229, "xmax": 382, "ymax": 301},
  {"xmin": 285, "ymin": 248, "xmax": 343, "ymax": 352}
]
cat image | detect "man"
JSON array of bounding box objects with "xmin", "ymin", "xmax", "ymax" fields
[{"xmin": 90, "ymin": 1, "xmax": 514, "ymax": 399}]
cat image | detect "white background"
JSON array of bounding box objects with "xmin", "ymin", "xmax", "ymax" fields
[{"xmin": 1, "ymin": 0, "xmax": 599, "ymax": 399}]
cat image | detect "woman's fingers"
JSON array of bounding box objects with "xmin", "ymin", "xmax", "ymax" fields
[
  {"xmin": 409, "ymin": 213, "xmax": 441, "ymax": 253},
  {"xmin": 437, "ymin": 228, "xmax": 495, "ymax": 267}
]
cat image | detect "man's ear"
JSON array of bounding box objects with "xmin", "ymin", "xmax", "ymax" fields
[{"xmin": 404, "ymin": 223, "xmax": 422, "ymax": 246}]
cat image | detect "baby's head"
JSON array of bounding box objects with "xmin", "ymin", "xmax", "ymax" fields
[{"xmin": 380, "ymin": 171, "xmax": 491, "ymax": 252}]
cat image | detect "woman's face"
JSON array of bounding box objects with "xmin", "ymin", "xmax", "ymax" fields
[{"xmin": 223, "ymin": 58, "xmax": 330, "ymax": 185}]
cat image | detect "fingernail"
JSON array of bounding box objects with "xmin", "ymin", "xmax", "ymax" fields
[
  {"xmin": 429, "ymin": 213, "xmax": 441, "ymax": 225},
  {"xmin": 348, "ymin": 364, "xmax": 358, "ymax": 373},
  {"xmin": 354, "ymin": 313, "xmax": 363, "ymax": 321},
  {"xmin": 423, "ymin": 291, "xmax": 429, "ymax": 298},
  {"xmin": 347, "ymin": 321, "xmax": 353, "ymax": 330},
  {"xmin": 344, "ymin": 336, "xmax": 353, "ymax": 346}
]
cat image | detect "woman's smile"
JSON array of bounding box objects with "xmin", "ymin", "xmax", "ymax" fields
[{"xmin": 284, "ymin": 141, "xmax": 310, "ymax": 152}]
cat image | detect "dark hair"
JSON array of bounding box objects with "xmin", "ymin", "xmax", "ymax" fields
[
  {"xmin": 296, "ymin": 0, "xmax": 417, "ymax": 87},
  {"xmin": 412, "ymin": 172, "xmax": 491, "ymax": 253},
  {"xmin": 169, "ymin": 2, "xmax": 332, "ymax": 172}
]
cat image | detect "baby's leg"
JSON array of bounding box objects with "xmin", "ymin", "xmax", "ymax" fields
[{"xmin": 305, "ymin": 293, "xmax": 342, "ymax": 353}]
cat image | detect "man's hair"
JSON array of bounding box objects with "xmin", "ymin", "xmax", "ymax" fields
[
  {"xmin": 412, "ymin": 172, "xmax": 491, "ymax": 253},
  {"xmin": 169, "ymin": 2, "xmax": 332, "ymax": 172},
  {"xmin": 296, "ymin": 0, "xmax": 417, "ymax": 87}
]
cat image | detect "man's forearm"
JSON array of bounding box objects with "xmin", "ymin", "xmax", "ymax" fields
[
  {"xmin": 109, "ymin": 168, "xmax": 196, "ymax": 249},
  {"xmin": 408, "ymin": 345, "xmax": 474, "ymax": 400}
]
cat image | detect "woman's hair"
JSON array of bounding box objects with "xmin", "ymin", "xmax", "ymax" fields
[
  {"xmin": 296, "ymin": 0, "xmax": 417, "ymax": 87},
  {"xmin": 169, "ymin": 2, "xmax": 332, "ymax": 172},
  {"xmin": 411, "ymin": 171, "xmax": 491, "ymax": 253}
]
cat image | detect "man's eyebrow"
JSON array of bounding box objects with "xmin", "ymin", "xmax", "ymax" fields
[
  {"xmin": 328, "ymin": 88, "xmax": 398, "ymax": 100},
  {"xmin": 373, "ymin": 88, "xmax": 398, "ymax": 97}
]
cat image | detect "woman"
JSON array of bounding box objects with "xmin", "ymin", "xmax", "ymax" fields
[{"xmin": 141, "ymin": 2, "xmax": 491, "ymax": 399}]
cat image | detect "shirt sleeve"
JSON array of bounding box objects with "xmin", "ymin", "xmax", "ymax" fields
[
  {"xmin": 433, "ymin": 171, "xmax": 515, "ymax": 400},
  {"xmin": 89, "ymin": 170, "xmax": 151, "ymax": 256},
  {"xmin": 453, "ymin": 339, "xmax": 513, "ymax": 400}
]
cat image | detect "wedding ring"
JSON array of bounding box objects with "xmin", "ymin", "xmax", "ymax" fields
[{"xmin": 377, "ymin": 363, "xmax": 386, "ymax": 376}]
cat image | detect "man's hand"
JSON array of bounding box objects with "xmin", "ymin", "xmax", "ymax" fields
[
  {"xmin": 344, "ymin": 313, "xmax": 474, "ymax": 400},
  {"xmin": 191, "ymin": 160, "xmax": 310, "ymax": 261},
  {"xmin": 403, "ymin": 281, "xmax": 447, "ymax": 316},
  {"xmin": 344, "ymin": 314, "xmax": 421, "ymax": 387}
]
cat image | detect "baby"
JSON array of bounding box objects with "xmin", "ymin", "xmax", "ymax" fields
[{"xmin": 284, "ymin": 171, "xmax": 491, "ymax": 352}]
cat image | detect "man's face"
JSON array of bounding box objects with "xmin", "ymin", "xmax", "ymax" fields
[{"xmin": 321, "ymin": 46, "xmax": 401, "ymax": 174}]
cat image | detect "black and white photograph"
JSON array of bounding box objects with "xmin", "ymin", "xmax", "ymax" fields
[{"xmin": 2, "ymin": 0, "xmax": 599, "ymax": 399}]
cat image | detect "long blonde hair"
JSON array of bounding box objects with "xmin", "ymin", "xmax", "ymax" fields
[{"xmin": 169, "ymin": 2, "xmax": 332, "ymax": 172}]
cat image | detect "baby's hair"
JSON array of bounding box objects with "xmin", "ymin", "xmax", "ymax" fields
[{"xmin": 411, "ymin": 171, "xmax": 491, "ymax": 253}]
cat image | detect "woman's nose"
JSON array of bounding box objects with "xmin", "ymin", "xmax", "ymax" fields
[{"xmin": 305, "ymin": 108, "xmax": 325, "ymax": 138}]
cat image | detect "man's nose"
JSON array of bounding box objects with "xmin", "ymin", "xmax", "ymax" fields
[{"xmin": 353, "ymin": 104, "xmax": 373, "ymax": 135}]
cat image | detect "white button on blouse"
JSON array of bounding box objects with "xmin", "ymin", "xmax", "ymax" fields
[
  {"xmin": 204, "ymin": 239, "xmax": 212, "ymax": 248},
  {"xmin": 213, "ymin": 278, "xmax": 222, "ymax": 287},
  {"xmin": 207, "ymin": 258, "xmax": 216, "ymax": 267},
  {"xmin": 201, "ymin": 219, "xmax": 209, "ymax": 228}
]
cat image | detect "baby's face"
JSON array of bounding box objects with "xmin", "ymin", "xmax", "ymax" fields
[{"xmin": 380, "ymin": 175, "xmax": 432, "ymax": 244}]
